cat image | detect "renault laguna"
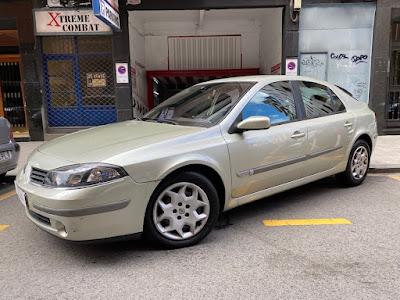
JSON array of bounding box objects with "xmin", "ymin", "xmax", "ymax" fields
[{"xmin": 15, "ymin": 75, "xmax": 377, "ymax": 248}]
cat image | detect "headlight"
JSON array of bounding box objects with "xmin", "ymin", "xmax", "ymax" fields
[{"xmin": 43, "ymin": 163, "xmax": 127, "ymax": 188}]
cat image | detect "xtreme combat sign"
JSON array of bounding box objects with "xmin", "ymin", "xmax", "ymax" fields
[{"xmin": 33, "ymin": 9, "xmax": 112, "ymax": 35}]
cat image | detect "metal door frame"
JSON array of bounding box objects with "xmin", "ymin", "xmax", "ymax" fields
[{"xmin": 41, "ymin": 36, "xmax": 116, "ymax": 127}]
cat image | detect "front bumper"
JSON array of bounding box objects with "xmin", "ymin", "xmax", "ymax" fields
[{"xmin": 16, "ymin": 164, "xmax": 158, "ymax": 241}]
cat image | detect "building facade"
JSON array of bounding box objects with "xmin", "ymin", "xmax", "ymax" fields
[{"xmin": 2, "ymin": 0, "xmax": 400, "ymax": 139}]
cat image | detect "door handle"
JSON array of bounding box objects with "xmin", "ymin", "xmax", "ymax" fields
[
  {"xmin": 291, "ymin": 131, "xmax": 305, "ymax": 139},
  {"xmin": 344, "ymin": 122, "xmax": 354, "ymax": 128}
]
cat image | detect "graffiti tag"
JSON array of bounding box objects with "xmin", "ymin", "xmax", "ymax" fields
[
  {"xmin": 351, "ymin": 55, "xmax": 368, "ymax": 64},
  {"xmin": 301, "ymin": 56, "xmax": 324, "ymax": 68},
  {"xmin": 330, "ymin": 53, "xmax": 349, "ymax": 60}
]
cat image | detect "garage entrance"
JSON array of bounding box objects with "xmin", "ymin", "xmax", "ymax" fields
[{"xmin": 128, "ymin": 8, "xmax": 283, "ymax": 117}]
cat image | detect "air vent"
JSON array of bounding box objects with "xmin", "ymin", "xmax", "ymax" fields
[
  {"xmin": 168, "ymin": 35, "xmax": 242, "ymax": 70},
  {"xmin": 30, "ymin": 167, "xmax": 47, "ymax": 185}
]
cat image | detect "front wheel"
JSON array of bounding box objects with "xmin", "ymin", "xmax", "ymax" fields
[
  {"xmin": 143, "ymin": 171, "xmax": 219, "ymax": 248},
  {"xmin": 336, "ymin": 139, "xmax": 370, "ymax": 187}
]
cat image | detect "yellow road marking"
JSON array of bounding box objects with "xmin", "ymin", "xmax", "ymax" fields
[
  {"xmin": 263, "ymin": 218, "xmax": 352, "ymax": 226},
  {"xmin": 0, "ymin": 190, "xmax": 16, "ymax": 202},
  {"xmin": 388, "ymin": 175, "xmax": 400, "ymax": 181},
  {"xmin": 0, "ymin": 225, "xmax": 10, "ymax": 232}
]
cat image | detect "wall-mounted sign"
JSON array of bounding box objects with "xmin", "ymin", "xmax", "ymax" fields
[
  {"xmin": 92, "ymin": 0, "xmax": 121, "ymax": 31},
  {"xmin": 116, "ymin": 63, "xmax": 129, "ymax": 83},
  {"xmin": 87, "ymin": 73, "xmax": 107, "ymax": 87},
  {"xmin": 33, "ymin": 9, "xmax": 112, "ymax": 35},
  {"xmin": 285, "ymin": 59, "xmax": 298, "ymax": 76}
]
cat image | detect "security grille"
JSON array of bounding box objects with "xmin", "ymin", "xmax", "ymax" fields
[
  {"xmin": 41, "ymin": 36, "xmax": 116, "ymax": 127},
  {"xmin": 0, "ymin": 61, "xmax": 26, "ymax": 128},
  {"xmin": 168, "ymin": 35, "xmax": 242, "ymax": 70}
]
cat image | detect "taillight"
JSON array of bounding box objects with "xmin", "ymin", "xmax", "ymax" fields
[
  {"xmin": 9, "ymin": 126, "xmax": 13, "ymax": 140},
  {"xmin": 375, "ymin": 113, "xmax": 378, "ymax": 123}
]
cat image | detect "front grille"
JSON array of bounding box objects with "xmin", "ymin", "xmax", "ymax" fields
[
  {"xmin": 30, "ymin": 167, "xmax": 47, "ymax": 185},
  {"xmin": 29, "ymin": 209, "xmax": 51, "ymax": 226}
]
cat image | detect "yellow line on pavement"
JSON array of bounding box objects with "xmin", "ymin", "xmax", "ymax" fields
[
  {"xmin": 0, "ymin": 190, "xmax": 16, "ymax": 202},
  {"xmin": 388, "ymin": 175, "xmax": 400, "ymax": 181},
  {"xmin": 0, "ymin": 225, "xmax": 10, "ymax": 232},
  {"xmin": 263, "ymin": 218, "xmax": 352, "ymax": 226}
]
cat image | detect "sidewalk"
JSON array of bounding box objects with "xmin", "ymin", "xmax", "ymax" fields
[
  {"xmin": 7, "ymin": 136, "xmax": 400, "ymax": 177},
  {"xmin": 369, "ymin": 135, "xmax": 400, "ymax": 173}
]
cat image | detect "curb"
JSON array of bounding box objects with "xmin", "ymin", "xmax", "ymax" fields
[{"xmin": 369, "ymin": 167, "xmax": 400, "ymax": 174}]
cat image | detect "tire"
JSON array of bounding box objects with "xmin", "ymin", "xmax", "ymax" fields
[
  {"xmin": 0, "ymin": 173, "xmax": 6, "ymax": 182},
  {"xmin": 143, "ymin": 171, "xmax": 219, "ymax": 249},
  {"xmin": 336, "ymin": 139, "xmax": 371, "ymax": 187}
]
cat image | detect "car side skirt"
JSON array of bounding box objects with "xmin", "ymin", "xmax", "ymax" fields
[{"xmin": 231, "ymin": 165, "xmax": 347, "ymax": 209}]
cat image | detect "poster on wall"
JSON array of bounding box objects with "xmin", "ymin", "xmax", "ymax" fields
[
  {"xmin": 327, "ymin": 51, "xmax": 370, "ymax": 103},
  {"xmin": 299, "ymin": 53, "xmax": 327, "ymax": 81}
]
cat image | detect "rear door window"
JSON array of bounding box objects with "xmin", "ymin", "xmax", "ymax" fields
[
  {"xmin": 298, "ymin": 81, "xmax": 334, "ymax": 118},
  {"xmin": 330, "ymin": 90, "xmax": 346, "ymax": 112}
]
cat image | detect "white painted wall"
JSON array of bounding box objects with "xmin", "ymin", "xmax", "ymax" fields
[
  {"xmin": 141, "ymin": 18, "xmax": 261, "ymax": 70},
  {"xmin": 128, "ymin": 8, "xmax": 283, "ymax": 107},
  {"xmin": 259, "ymin": 8, "xmax": 283, "ymax": 75},
  {"xmin": 128, "ymin": 16, "xmax": 147, "ymax": 117}
]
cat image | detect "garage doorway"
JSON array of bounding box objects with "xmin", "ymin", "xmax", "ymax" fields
[{"xmin": 128, "ymin": 8, "xmax": 283, "ymax": 117}]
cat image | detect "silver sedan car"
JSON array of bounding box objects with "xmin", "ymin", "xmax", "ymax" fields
[
  {"xmin": 15, "ymin": 76, "xmax": 377, "ymax": 248},
  {"xmin": 0, "ymin": 117, "xmax": 20, "ymax": 181}
]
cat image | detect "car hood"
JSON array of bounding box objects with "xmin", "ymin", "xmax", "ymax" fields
[{"xmin": 38, "ymin": 120, "xmax": 205, "ymax": 163}]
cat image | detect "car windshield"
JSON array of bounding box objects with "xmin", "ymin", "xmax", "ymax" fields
[{"xmin": 142, "ymin": 81, "xmax": 255, "ymax": 127}]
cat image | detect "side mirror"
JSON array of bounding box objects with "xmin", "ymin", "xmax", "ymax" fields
[{"xmin": 236, "ymin": 116, "xmax": 271, "ymax": 132}]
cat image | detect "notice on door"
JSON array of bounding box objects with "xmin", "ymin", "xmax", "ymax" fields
[{"xmin": 87, "ymin": 73, "xmax": 107, "ymax": 87}]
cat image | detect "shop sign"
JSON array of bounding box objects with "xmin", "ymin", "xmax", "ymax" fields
[
  {"xmin": 285, "ymin": 58, "xmax": 298, "ymax": 76},
  {"xmin": 33, "ymin": 9, "xmax": 112, "ymax": 35},
  {"xmin": 93, "ymin": 0, "xmax": 121, "ymax": 31},
  {"xmin": 87, "ymin": 73, "xmax": 107, "ymax": 87},
  {"xmin": 116, "ymin": 63, "xmax": 129, "ymax": 84}
]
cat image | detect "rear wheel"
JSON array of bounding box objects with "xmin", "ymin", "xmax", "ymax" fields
[
  {"xmin": 143, "ymin": 171, "xmax": 219, "ymax": 248},
  {"xmin": 336, "ymin": 139, "xmax": 370, "ymax": 187}
]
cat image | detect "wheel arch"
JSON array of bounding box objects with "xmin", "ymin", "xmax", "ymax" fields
[
  {"xmin": 157, "ymin": 164, "xmax": 226, "ymax": 212},
  {"xmin": 355, "ymin": 133, "xmax": 373, "ymax": 153}
]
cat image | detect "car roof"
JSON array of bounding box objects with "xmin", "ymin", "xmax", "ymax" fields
[{"xmin": 197, "ymin": 75, "xmax": 334, "ymax": 87}]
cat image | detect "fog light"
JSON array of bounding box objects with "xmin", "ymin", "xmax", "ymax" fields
[{"xmin": 55, "ymin": 221, "xmax": 67, "ymax": 237}]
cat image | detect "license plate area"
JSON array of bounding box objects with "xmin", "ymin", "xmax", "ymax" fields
[
  {"xmin": 0, "ymin": 151, "xmax": 10, "ymax": 161},
  {"xmin": 15, "ymin": 181, "xmax": 28, "ymax": 208}
]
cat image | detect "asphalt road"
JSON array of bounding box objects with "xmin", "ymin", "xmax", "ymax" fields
[{"xmin": 0, "ymin": 174, "xmax": 399, "ymax": 300}]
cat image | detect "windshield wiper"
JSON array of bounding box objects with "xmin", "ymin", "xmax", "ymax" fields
[{"xmin": 158, "ymin": 119, "xmax": 178, "ymax": 125}]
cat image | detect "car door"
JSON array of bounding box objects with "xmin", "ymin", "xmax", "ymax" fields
[
  {"xmin": 222, "ymin": 81, "xmax": 309, "ymax": 199},
  {"xmin": 295, "ymin": 80, "xmax": 356, "ymax": 174}
]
